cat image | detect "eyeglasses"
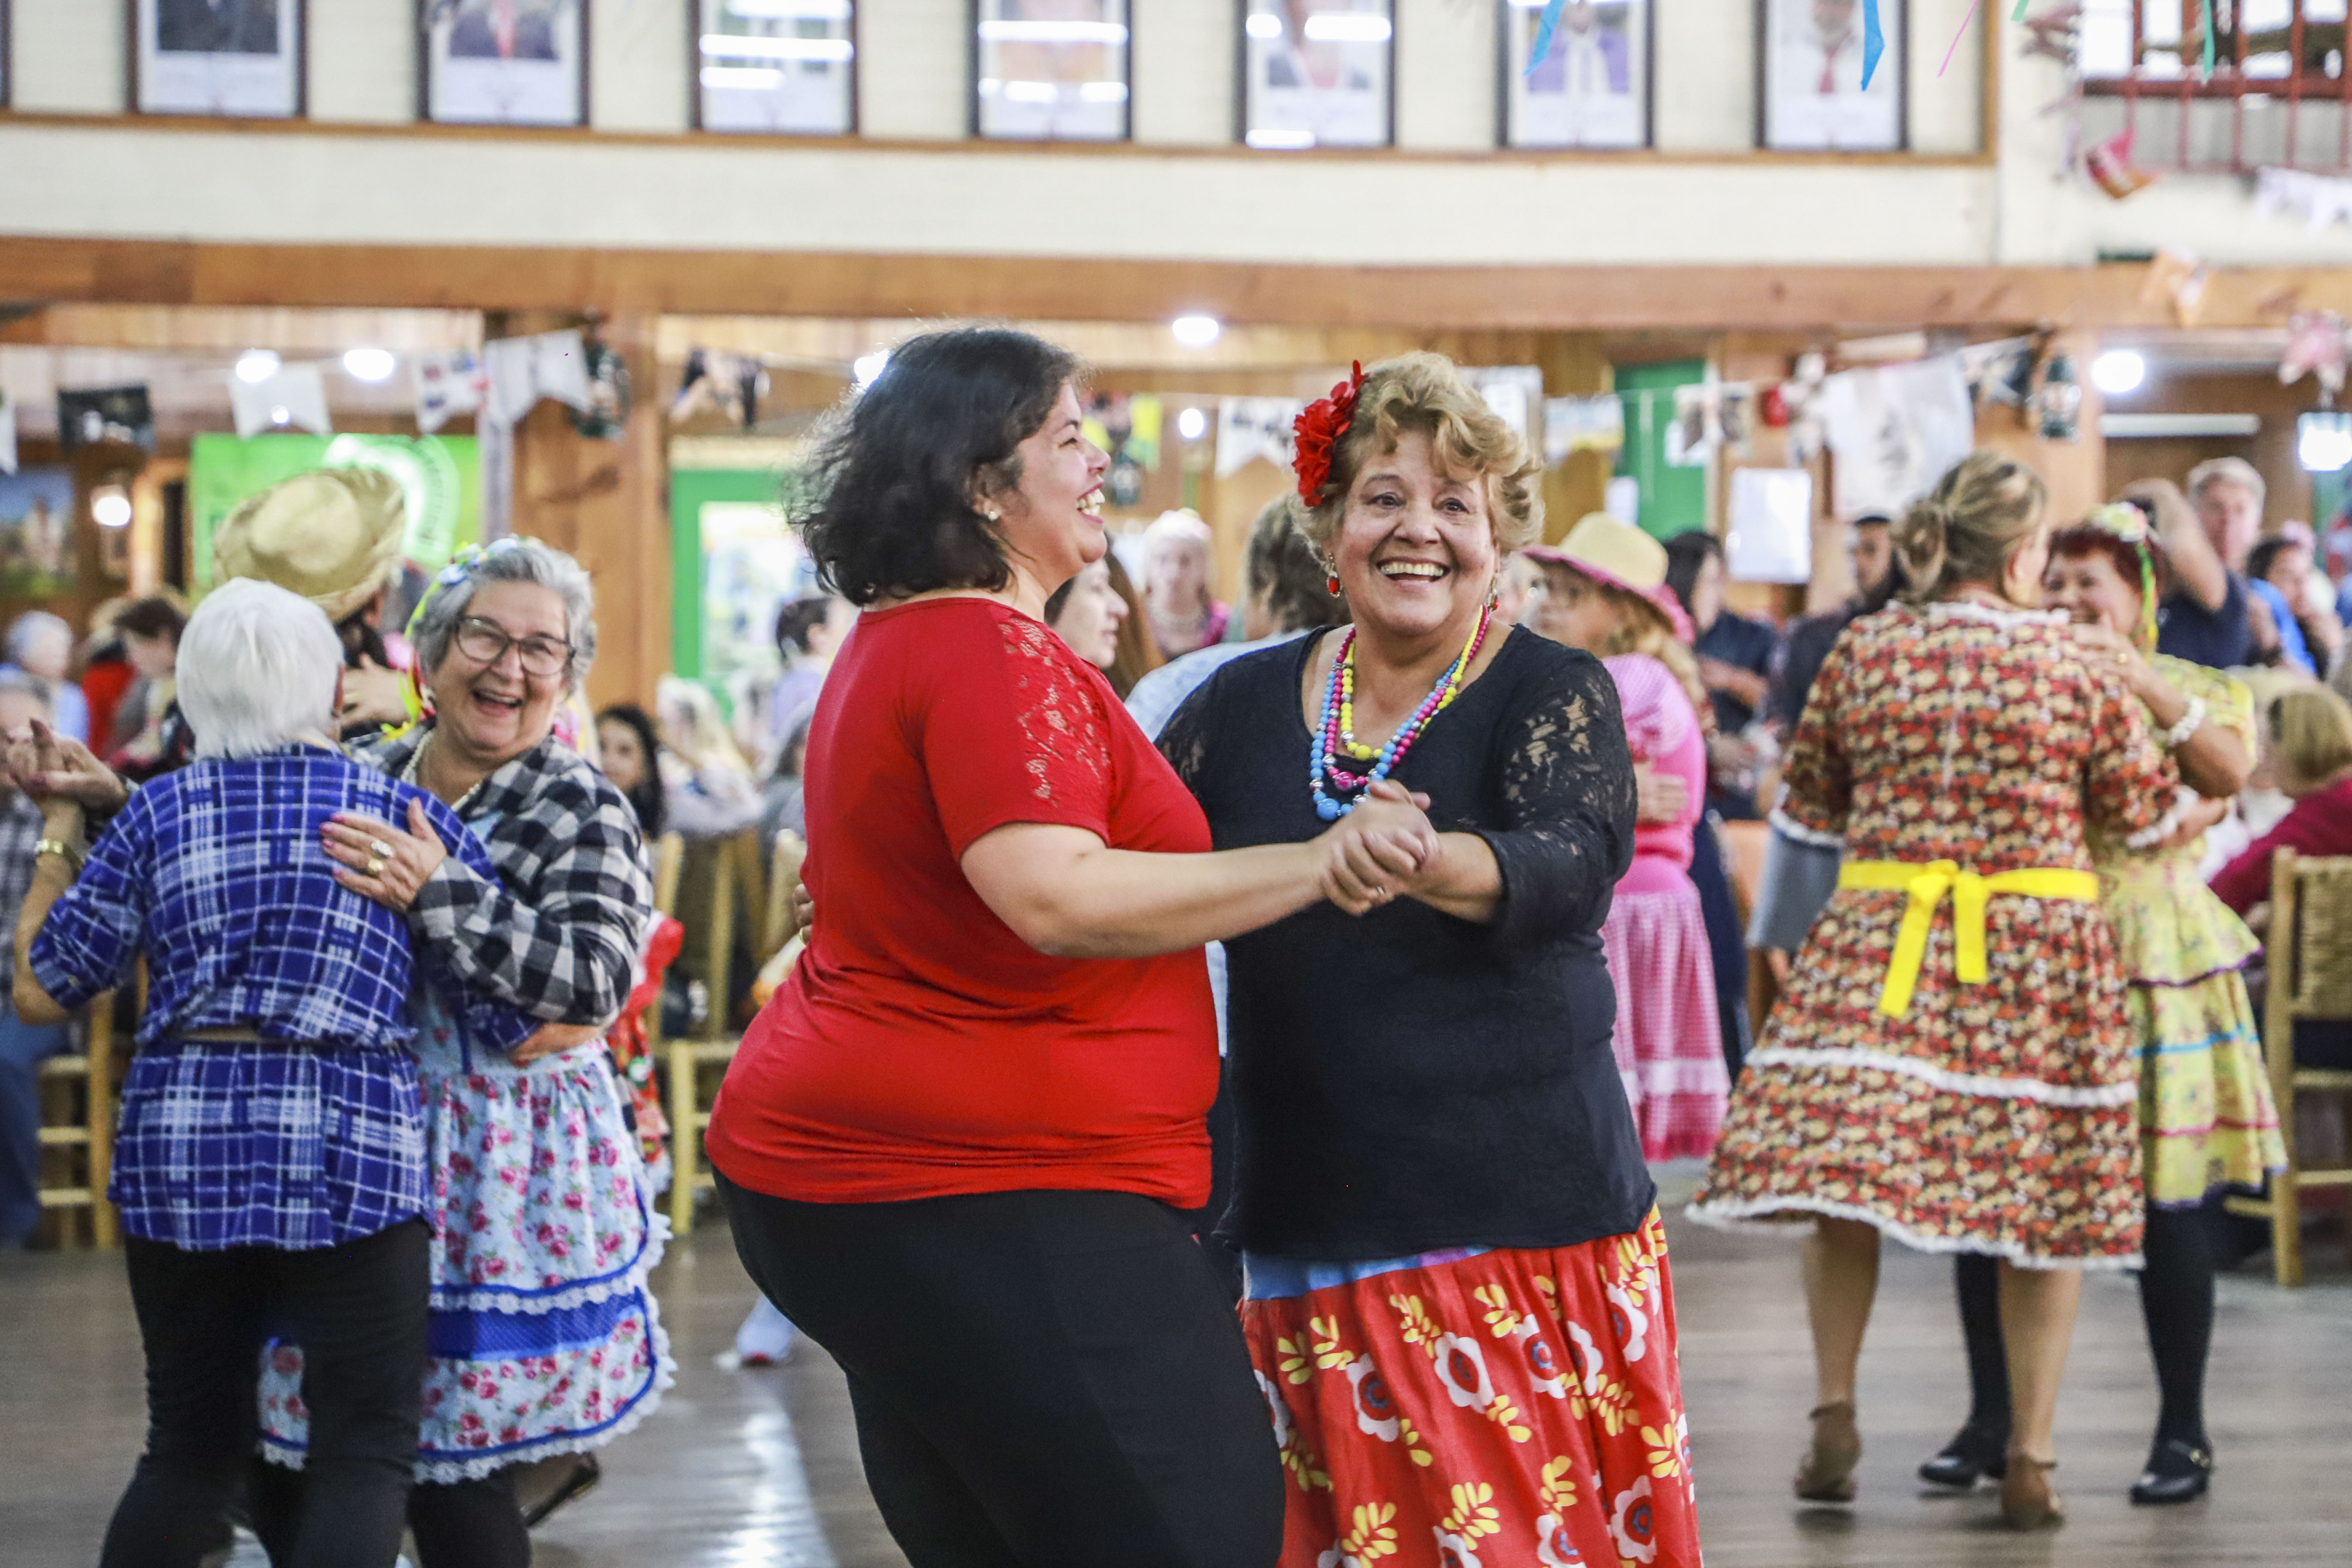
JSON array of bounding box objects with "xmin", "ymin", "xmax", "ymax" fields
[{"xmin": 453, "ymin": 616, "xmax": 572, "ymax": 677}]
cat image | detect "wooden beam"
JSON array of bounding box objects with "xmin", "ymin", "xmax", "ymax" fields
[
  {"xmin": 8, "ymin": 236, "xmax": 2352, "ymax": 333},
  {"xmin": 0, "ymin": 304, "xmax": 481, "ymax": 353}
]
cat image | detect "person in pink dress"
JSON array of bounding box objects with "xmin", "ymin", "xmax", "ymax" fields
[{"xmin": 1522, "ymin": 514, "xmax": 1731, "ymax": 1159}]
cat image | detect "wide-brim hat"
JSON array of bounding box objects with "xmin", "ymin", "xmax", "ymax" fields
[
  {"xmin": 212, "ymin": 468, "xmax": 408, "ymax": 623},
  {"xmin": 1522, "ymin": 513, "xmax": 1695, "ymax": 643}
]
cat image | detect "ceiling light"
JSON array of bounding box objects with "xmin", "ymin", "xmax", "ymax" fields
[
  {"xmin": 270, "ymin": 405, "xmax": 292, "ymax": 426},
  {"xmin": 853, "ymin": 351, "xmax": 890, "ymax": 390},
  {"xmin": 90, "ymin": 485, "xmax": 132, "ymax": 529},
  {"xmin": 1303, "ymin": 15, "xmax": 1392, "ymax": 44},
  {"xmin": 343, "ymin": 347, "xmax": 398, "ymax": 383},
  {"xmin": 2091, "ymin": 349, "xmax": 2146, "ymax": 397},
  {"xmin": 1245, "ymin": 11, "xmax": 1283, "ymax": 39},
  {"xmin": 1176, "ymin": 407, "xmax": 1208, "ymax": 441},
  {"xmin": 2300, "ymin": 410, "xmax": 2352, "ymax": 473},
  {"xmin": 1171, "ymin": 315, "xmax": 1222, "ymax": 349},
  {"xmin": 234, "ymin": 349, "xmax": 282, "ymax": 384}
]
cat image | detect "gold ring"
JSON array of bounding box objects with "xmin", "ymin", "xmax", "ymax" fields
[{"xmin": 367, "ymin": 856, "xmax": 386, "ymax": 877}]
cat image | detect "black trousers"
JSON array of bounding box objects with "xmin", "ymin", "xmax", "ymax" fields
[
  {"xmin": 103, "ymin": 1218, "xmax": 429, "ymax": 1568},
  {"xmin": 719, "ymin": 1173, "xmax": 1284, "ymax": 1568}
]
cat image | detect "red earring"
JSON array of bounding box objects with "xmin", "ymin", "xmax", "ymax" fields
[{"xmin": 1325, "ymin": 556, "xmax": 1341, "ymax": 596}]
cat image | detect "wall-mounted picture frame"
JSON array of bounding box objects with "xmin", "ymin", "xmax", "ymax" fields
[
  {"xmin": 693, "ymin": 0, "xmax": 857, "ymax": 136},
  {"xmin": 420, "ymin": 0, "xmax": 587, "ymax": 128},
  {"xmin": 131, "ymin": 0, "xmax": 305, "ymax": 118},
  {"xmin": 1241, "ymin": 0, "xmax": 1394, "ymax": 150},
  {"xmin": 972, "ymin": 0, "xmax": 1130, "ymax": 143},
  {"xmin": 1499, "ymin": 0, "xmax": 1650, "ymax": 150},
  {"xmin": 1758, "ymin": 0, "xmax": 1905, "ymax": 152}
]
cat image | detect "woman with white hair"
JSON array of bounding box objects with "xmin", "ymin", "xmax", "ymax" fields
[
  {"xmin": 3, "ymin": 609, "xmax": 90, "ymax": 743},
  {"xmin": 1141, "ymin": 508, "xmax": 1231, "ymax": 659},
  {"xmin": 246, "ymin": 537, "xmax": 664, "ymax": 1567},
  {"xmin": 10, "ymin": 579, "xmax": 538, "ymax": 1568}
]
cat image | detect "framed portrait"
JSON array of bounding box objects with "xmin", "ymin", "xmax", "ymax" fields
[
  {"xmin": 420, "ymin": 0, "xmax": 587, "ymax": 127},
  {"xmin": 1758, "ymin": 0, "xmax": 1905, "ymax": 151},
  {"xmin": 973, "ymin": 0, "xmax": 1129, "ymax": 142},
  {"xmin": 694, "ymin": 0, "xmax": 856, "ymax": 136},
  {"xmin": 131, "ymin": 0, "xmax": 305, "ymax": 118},
  {"xmin": 1241, "ymin": 0, "xmax": 1393, "ymax": 150},
  {"xmin": 1499, "ymin": 0, "xmax": 1649, "ymax": 150}
]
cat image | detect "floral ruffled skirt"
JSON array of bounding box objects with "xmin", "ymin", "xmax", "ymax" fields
[
  {"xmin": 1601, "ymin": 880, "xmax": 1729, "ymax": 1161},
  {"xmin": 259, "ymin": 1049, "xmax": 675, "ymax": 1481},
  {"xmin": 1243, "ymin": 1210, "xmax": 1701, "ymax": 1568}
]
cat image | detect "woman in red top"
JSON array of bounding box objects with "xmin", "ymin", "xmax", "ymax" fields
[{"xmin": 705, "ymin": 328, "xmax": 1433, "ymax": 1568}]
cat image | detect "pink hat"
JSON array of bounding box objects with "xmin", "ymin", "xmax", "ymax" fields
[{"xmin": 1522, "ymin": 514, "xmax": 1696, "ymax": 644}]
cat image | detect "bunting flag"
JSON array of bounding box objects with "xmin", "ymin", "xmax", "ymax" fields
[
  {"xmin": 1524, "ymin": 0, "xmax": 1567, "ymax": 78},
  {"xmin": 1941, "ymin": 0, "xmax": 1981, "ymax": 74},
  {"xmin": 2199, "ymin": 0, "xmax": 2216, "ymax": 80},
  {"xmin": 1862, "ymin": 0, "xmax": 1885, "ymax": 89}
]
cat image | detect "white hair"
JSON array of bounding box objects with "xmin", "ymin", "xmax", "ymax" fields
[
  {"xmin": 2188, "ymin": 456, "xmax": 2265, "ymax": 510},
  {"xmin": 177, "ymin": 579, "xmax": 344, "ymax": 759},
  {"xmin": 1143, "ymin": 510, "xmax": 1214, "ymax": 557},
  {"xmin": 6, "ymin": 611, "xmax": 69, "ymax": 665}
]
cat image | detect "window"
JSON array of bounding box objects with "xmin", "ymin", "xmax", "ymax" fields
[
  {"xmin": 1241, "ymin": 0, "xmax": 1395, "ymax": 149},
  {"xmin": 696, "ymin": 0, "xmax": 856, "ymax": 135},
  {"xmin": 2079, "ymin": 0, "xmax": 2352, "ymax": 171},
  {"xmin": 973, "ymin": 0, "xmax": 1131, "ymax": 143}
]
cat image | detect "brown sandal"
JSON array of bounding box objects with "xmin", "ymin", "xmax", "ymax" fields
[
  {"xmin": 2000, "ymin": 1450, "xmax": 2065, "ymax": 1530},
  {"xmin": 1794, "ymin": 1401, "xmax": 1862, "ymax": 1503}
]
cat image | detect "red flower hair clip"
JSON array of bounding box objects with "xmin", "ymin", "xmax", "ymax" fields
[{"xmin": 1292, "ymin": 362, "xmax": 1366, "ymax": 506}]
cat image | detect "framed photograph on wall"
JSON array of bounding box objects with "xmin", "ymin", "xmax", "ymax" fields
[
  {"xmin": 694, "ymin": 0, "xmax": 856, "ymax": 135},
  {"xmin": 1499, "ymin": 0, "xmax": 1649, "ymax": 150},
  {"xmin": 1241, "ymin": 0, "xmax": 1393, "ymax": 150},
  {"xmin": 421, "ymin": 0, "xmax": 587, "ymax": 127},
  {"xmin": 132, "ymin": 0, "xmax": 305, "ymax": 118},
  {"xmin": 1759, "ymin": 0, "xmax": 1904, "ymax": 151},
  {"xmin": 973, "ymin": 0, "xmax": 1130, "ymax": 142}
]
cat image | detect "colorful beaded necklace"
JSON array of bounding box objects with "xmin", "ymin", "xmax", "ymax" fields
[{"xmin": 1310, "ymin": 604, "xmax": 1493, "ymax": 820}]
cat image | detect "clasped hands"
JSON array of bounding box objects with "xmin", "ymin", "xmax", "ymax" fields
[{"xmin": 1313, "ymin": 780, "xmax": 1442, "ymax": 917}]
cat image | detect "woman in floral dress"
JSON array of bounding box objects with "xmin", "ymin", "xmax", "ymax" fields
[
  {"xmin": 254, "ymin": 540, "xmax": 665, "ymax": 1568},
  {"xmin": 1687, "ymin": 452, "xmax": 2179, "ymax": 1530},
  {"xmin": 1917, "ymin": 505, "xmax": 2284, "ymax": 1507}
]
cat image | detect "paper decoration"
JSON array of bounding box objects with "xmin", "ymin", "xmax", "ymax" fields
[
  {"xmin": 1666, "ymin": 384, "xmax": 1714, "ymax": 468},
  {"xmin": 2279, "ymin": 312, "xmax": 2350, "ymax": 397},
  {"xmin": 2256, "ymin": 167, "xmax": 2352, "ymax": 232},
  {"xmin": 1605, "ymin": 475, "xmax": 1641, "ymax": 531},
  {"xmin": 0, "ymin": 396, "xmax": 14, "ymax": 476},
  {"xmin": 414, "ymin": 350, "xmax": 486, "ymax": 434},
  {"xmin": 1862, "ymin": 0, "xmax": 1885, "ymax": 89},
  {"xmin": 2139, "ymin": 247, "xmax": 2211, "ymax": 327},
  {"xmin": 1214, "ymin": 398, "xmax": 1304, "ymax": 478},
  {"xmin": 1727, "ymin": 468, "xmax": 1815, "ymax": 585},
  {"xmin": 570, "ymin": 341, "xmax": 632, "ymax": 441},
  {"xmin": 1544, "ymin": 396, "xmax": 1624, "ymax": 464},
  {"xmin": 2198, "ymin": 0, "xmax": 2215, "ymax": 79},
  {"xmin": 2086, "ymin": 127, "xmax": 2156, "ymax": 199},
  {"xmin": 1525, "ymin": 0, "xmax": 1567, "ymax": 77},
  {"xmin": 229, "ymin": 363, "xmax": 332, "ymax": 439},
  {"xmin": 1817, "ymin": 356, "xmax": 1975, "ymax": 519}
]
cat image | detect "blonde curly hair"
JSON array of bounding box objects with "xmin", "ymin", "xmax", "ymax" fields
[{"xmin": 1294, "ymin": 353, "xmax": 1542, "ymax": 555}]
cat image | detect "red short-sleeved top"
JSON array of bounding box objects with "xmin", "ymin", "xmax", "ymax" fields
[{"xmin": 705, "ymin": 596, "xmax": 1219, "ymax": 1207}]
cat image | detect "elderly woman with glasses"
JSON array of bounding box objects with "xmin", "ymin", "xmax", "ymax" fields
[{"xmin": 240, "ymin": 538, "xmax": 663, "ymax": 1568}]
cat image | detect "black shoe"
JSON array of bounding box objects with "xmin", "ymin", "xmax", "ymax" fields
[
  {"xmin": 2130, "ymin": 1439, "xmax": 2212, "ymax": 1505},
  {"xmin": 521, "ymin": 1453, "xmax": 603, "ymax": 1528},
  {"xmin": 1918, "ymin": 1424, "xmax": 2009, "ymax": 1489}
]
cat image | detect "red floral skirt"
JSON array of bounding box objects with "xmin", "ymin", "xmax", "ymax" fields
[{"xmin": 1242, "ymin": 1210, "xmax": 1701, "ymax": 1568}]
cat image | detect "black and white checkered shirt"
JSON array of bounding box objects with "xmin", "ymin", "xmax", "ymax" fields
[
  {"xmin": 358, "ymin": 727, "xmax": 654, "ymax": 1028},
  {"xmin": 0, "ymin": 789, "xmax": 45, "ymax": 992}
]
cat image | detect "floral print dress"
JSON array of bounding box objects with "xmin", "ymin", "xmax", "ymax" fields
[{"xmin": 1687, "ymin": 601, "xmax": 2178, "ymax": 1267}]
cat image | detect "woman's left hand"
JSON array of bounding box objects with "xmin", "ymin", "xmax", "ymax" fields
[
  {"xmin": 323, "ymin": 799, "xmax": 450, "ymax": 912},
  {"xmin": 2070, "ymin": 621, "xmax": 2165, "ymax": 706}
]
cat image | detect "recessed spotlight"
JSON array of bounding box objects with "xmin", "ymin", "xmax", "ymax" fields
[
  {"xmin": 1171, "ymin": 315, "xmax": 1222, "ymax": 349},
  {"xmin": 343, "ymin": 347, "xmax": 398, "ymax": 383},
  {"xmin": 234, "ymin": 349, "xmax": 281, "ymax": 384},
  {"xmin": 2091, "ymin": 349, "xmax": 2146, "ymax": 397},
  {"xmin": 1176, "ymin": 407, "xmax": 1208, "ymax": 441}
]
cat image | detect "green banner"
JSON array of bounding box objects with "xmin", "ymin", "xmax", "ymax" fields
[{"xmin": 187, "ymin": 433, "xmax": 481, "ymax": 594}]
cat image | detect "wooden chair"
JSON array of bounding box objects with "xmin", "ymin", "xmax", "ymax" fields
[
  {"xmin": 2225, "ymin": 848, "xmax": 2352, "ymax": 1286},
  {"xmin": 665, "ymin": 829, "xmax": 771, "ymax": 1236},
  {"xmin": 34, "ymin": 993, "xmax": 120, "ymax": 1248}
]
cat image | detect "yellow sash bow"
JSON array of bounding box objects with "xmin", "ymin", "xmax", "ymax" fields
[{"xmin": 1836, "ymin": 859, "xmax": 2101, "ymax": 1017}]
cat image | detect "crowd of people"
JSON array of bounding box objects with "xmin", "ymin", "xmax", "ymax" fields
[{"xmin": 4, "ymin": 331, "xmax": 2346, "ymax": 1568}]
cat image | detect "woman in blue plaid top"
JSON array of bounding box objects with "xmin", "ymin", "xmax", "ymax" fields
[
  {"xmin": 13, "ymin": 579, "xmax": 543, "ymax": 1568},
  {"xmin": 248, "ymin": 538, "xmax": 661, "ymax": 1568}
]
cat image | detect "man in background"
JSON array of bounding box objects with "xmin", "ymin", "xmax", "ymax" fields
[
  {"xmin": 0, "ymin": 672, "xmax": 67, "ymax": 1248},
  {"xmin": 2153, "ymin": 462, "xmax": 2269, "ymax": 670},
  {"xmin": 1772, "ymin": 512, "xmax": 1893, "ymax": 733}
]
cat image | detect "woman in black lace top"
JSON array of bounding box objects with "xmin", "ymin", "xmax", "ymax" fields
[{"xmin": 1159, "ymin": 353, "xmax": 1701, "ymax": 1568}]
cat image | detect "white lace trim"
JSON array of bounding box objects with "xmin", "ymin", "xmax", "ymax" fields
[
  {"xmin": 1915, "ymin": 600, "xmax": 2069, "ymax": 630},
  {"xmin": 1768, "ymin": 806, "xmax": 1846, "ymax": 849},
  {"xmin": 426, "ymin": 1200, "xmax": 672, "ymax": 1317},
  {"xmin": 1680, "ymin": 1195, "xmax": 2144, "ymax": 1272},
  {"xmin": 1742, "ymin": 1046, "xmax": 2140, "ymax": 1109},
  {"xmin": 2124, "ymin": 791, "xmax": 2191, "ymax": 852}
]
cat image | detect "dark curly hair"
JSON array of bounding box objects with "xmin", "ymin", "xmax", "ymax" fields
[{"xmin": 797, "ymin": 328, "xmax": 1084, "ymax": 606}]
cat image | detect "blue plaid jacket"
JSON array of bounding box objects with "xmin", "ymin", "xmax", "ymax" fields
[{"xmin": 30, "ymin": 746, "xmax": 538, "ymax": 1250}]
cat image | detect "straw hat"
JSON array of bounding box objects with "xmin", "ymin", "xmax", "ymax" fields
[
  {"xmin": 1522, "ymin": 513, "xmax": 1695, "ymax": 642},
  {"xmin": 212, "ymin": 468, "xmax": 408, "ymax": 623}
]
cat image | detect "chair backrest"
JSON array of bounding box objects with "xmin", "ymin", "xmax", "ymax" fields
[
  {"xmin": 2272, "ymin": 849, "xmax": 2352, "ymax": 1023},
  {"xmin": 762, "ymin": 831, "xmax": 807, "ymax": 961},
  {"xmin": 652, "ymin": 831, "xmax": 685, "ymax": 918}
]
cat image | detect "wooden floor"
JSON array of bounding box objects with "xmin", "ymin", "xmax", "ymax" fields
[{"xmin": 6, "ymin": 1168, "xmax": 2345, "ymax": 1568}]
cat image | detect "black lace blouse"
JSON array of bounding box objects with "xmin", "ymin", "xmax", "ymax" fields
[{"xmin": 1159, "ymin": 625, "xmax": 1653, "ymax": 1259}]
